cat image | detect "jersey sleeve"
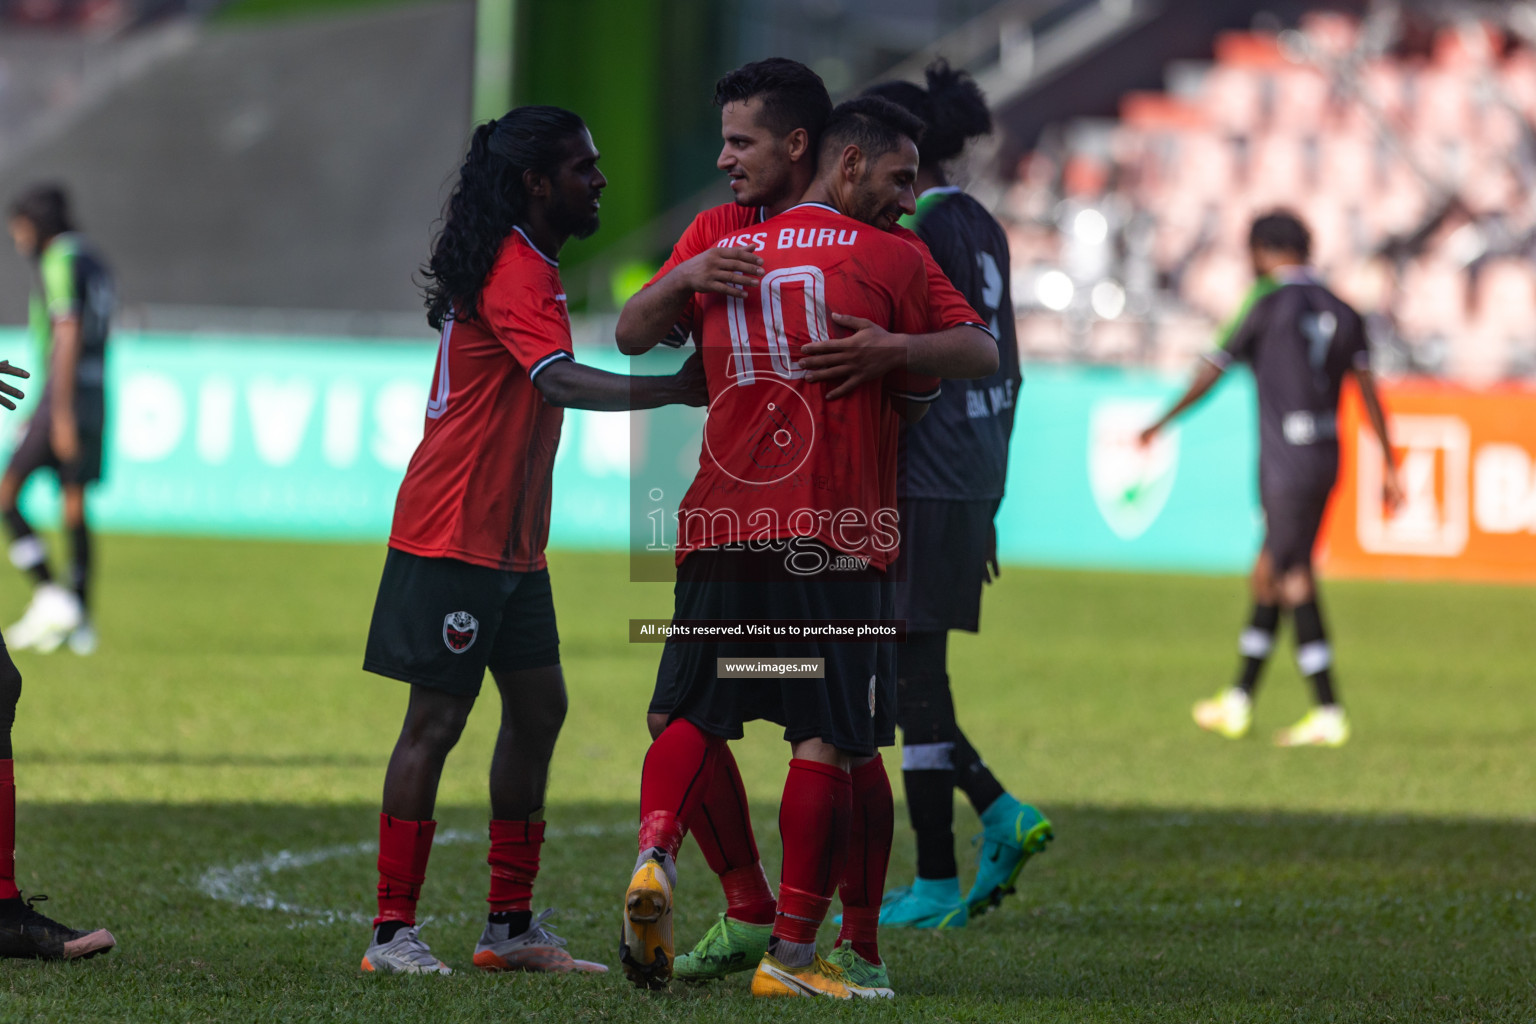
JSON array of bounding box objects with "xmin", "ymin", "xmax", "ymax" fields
[
  {"xmin": 39, "ymin": 240, "xmax": 79, "ymax": 321},
  {"xmin": 481, "ymin": 267, "xmax": 574, "ymax": 381},
  {"xmin": 883, "ymin": 250, "xmax": 942, "ymax": 402},
  {"xmin": 889, "ymin": 224, "xmax": 987, "ymax": 334},
  {"xmin": 1206, "ymin": 276, "xmax": 1278, "ymax": 369},
  {"xmin": 644, "ymin": 210, "xmax": 724, "ymax": 348}
]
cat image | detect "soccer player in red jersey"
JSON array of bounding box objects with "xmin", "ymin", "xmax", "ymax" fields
[
  {"xmin": 358, "ymin": 106, "xmax": 705, "ymax": 976},
  {"xmin": 618, "ymin": 59, "xmax": 997, "ymax": 992},
  {"xmin": 0, "ymin": 356, "xmax": 115, "ymax": 962},
  {"xmin": 621, "ymin": 97, "xmax": 983, "ymax": 999}
]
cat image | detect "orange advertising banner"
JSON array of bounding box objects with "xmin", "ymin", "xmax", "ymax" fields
[{"xmin": 1322, "ymin": 380, "xmax": 1536, "ymax": 583}]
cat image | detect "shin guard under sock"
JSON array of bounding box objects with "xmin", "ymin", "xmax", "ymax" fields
[
  {"xmin": 1237, "ymin": 603, "xmax": 1281, "ymax": 696},
  {"xmin": 375, "ymin": 813, "xmax": 436, "ymax": 929},
  {"xmin": 1292, "ymin": 600, "xmax": 1338, "ymax": 706},
  {"xmin": 487, "ymin": 819, "xmax": 544, "ymax": 918},
  {"xmin": 0, "ymin": 760, "xmax": 16, "ymax": 901},
  {"xmin": 837, "ymin": 757, "xmax": 892, "ymax": 964},
  {"xmin": 638, "ymin": 719, "xmax": 723, "ymax": 859},
  {"xmin": 952, "ymin": 728, "xmax": 1006, "ymax": 815},
  {"xmin": 774, "ymin": 759, "xmax": 851, "ymax": 957}
]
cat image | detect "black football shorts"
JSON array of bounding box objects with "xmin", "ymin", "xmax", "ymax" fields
[
  {"xmin": 1261, "ymin": 486, "xmax": 1334, "ymax": 575},
  {"xmin": 363, "ymin": 548, "xmax": 560, "ymax": 697},
  {"xmin": 6, "ymin": 406, "xmax": 103, "ymax": 487},
  {"xmin": 891, "ymin": 498, "xmax": 998, "ymax": 634},
  {"xmin": 662, "ymin": 541, "xmax": 895, "ymax": 757}
]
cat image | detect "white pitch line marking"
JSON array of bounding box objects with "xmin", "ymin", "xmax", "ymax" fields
[{"xmin": 195, "ymin": 822, "xmax": 635, "ymax": 928}]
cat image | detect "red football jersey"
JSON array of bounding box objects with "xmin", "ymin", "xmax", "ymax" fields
[
  {"xmin": 389, "ymin": 228, "xmax": 574, "ymax": 572},
  {"xmin": 645, "ymin": 202, "xmax": 986, "ymax": 344},
  {"xmin": 676, "ymin": 202, "xmax": 943, "ymax": 570}
]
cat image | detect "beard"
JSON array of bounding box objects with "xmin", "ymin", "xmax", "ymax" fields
[{"xmin": 571, "ymin": 212, "xmax": 601, "ymax": 240}]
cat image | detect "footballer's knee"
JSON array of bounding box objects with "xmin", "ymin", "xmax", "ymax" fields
[
  {"xmin": 494, "ymin": 665, "xmax": 567, "ymax": 741},
  {"xmin": 1279, "ymin": 569, "xmax": 1315, "ymax": 607},
  {"xmin": 400, "ymin": 692, "xmax": 472, "ymax": 757}
]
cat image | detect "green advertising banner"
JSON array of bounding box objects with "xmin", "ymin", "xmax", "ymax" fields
[{"xmin": 0, "ymin": 329, "xmax": 1263, "ymax": 574}]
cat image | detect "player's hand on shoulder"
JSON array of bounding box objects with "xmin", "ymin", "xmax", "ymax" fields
[
  {"xmin": 672, "ymin": 350, "xmax": 709, "ymax": 407},
  {"xmin": 676, "ymin": 245, "xmax": 764, "ymax": 298},
  {"xmin": 0, "ymin": 361, "xmax": 28, "ymax": 410},
  {"xmin": 800, "ymin": 313, "xmax": 907, "ymax": 400}
]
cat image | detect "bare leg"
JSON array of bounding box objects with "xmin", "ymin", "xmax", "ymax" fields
[
  {"xmin": 381, "ymin": 685, "xmax": 474, "ymax": 821},
  {"xmin": 487, "ymin": 664, "xmax": 568, "ymax": 820}
]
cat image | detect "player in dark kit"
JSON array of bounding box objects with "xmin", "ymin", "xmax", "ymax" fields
[
  {"xmin": 862, "ymin": 61, "xmax": 1053, "ymax": 930},
  {"xmin": 3, "ymin": 186, "xmax": 112, "ymax": 655},
  {"xmin": 359, "ymin": 106, "xmax": 705, "ymax": 975},
  {"xmin": 1142, "ymin": 212, "xmax": 1402, "ymax": 747},
  {"xmin": 0, "ymin": 356, "xmax": 116, "ymax": 961},
  {"xmin": 621, "ymin": 97, "xmax": 992, "ymax": 1000}
]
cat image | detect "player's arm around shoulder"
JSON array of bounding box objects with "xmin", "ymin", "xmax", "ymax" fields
[
  {"xmin": 799, "ymin": 240, "xmax": 994, "ymax": 399},
  {"xmin": 615, "ymin": 211, "xmax": 765, "ymax": 356}
]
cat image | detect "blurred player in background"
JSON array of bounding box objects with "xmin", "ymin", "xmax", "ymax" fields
[
  {"xmin": 358, "ymin": 106, "xmax": 705, "ymax": 976},
  {"xmin": 863, "ymin": 60, "xmax": 1052, "ymax": 930},
  {"xmin": 621, "ymin": 96, "xmax": 992, "ymax": 1000},
  {"xmin": 617, "ymin": 59, "xmax": 996, "ymax": 993},
  {"xmin": 3, "ymin": 185, "xmax": 112, "ymax": 655},
  {"xmin": 0, "ymin": 356, "xmax": 115, "ymax": 961},
  {"xmin": 1141, "ymin": 212, "xmax": 1403, "ymax": 747}
]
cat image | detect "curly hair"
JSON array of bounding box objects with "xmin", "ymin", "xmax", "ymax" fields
[
  {"xmin": 422, "ymin": 106, "xmax": 587, "ymax": 330},
  {"xmin": 8, "ymin": 183, "xmax": 74, "ymax": 242},
  {"xmin": 865, "ymin": 58, "xmax": 992, "ymax": 166}
]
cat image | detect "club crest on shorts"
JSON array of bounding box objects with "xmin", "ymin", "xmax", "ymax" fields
[
  {"xmin": 443, "ymin": 611, "xmax": 479, "ymax": 654},
  {"xmin": 869, "ymin": 675, "xmax": 877, "ymax": 717}
]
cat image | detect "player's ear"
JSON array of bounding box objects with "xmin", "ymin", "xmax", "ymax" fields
[
  {"xmin": 522, "ymin": 167, "xmax": 550, "ymax": 199},
  {"xmin": 784, "ymin": 127, "xmax": 810, "ymax": 163},
  {"xmin": 840, "ymin": 144, "xmax": 863, "ymax": 183}
]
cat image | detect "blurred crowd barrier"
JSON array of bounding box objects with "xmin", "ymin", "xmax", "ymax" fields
[
  {"xmin": 3, "ymin": 324, "xmax": 1531, "ymax": 582},
  {"xmin": 1001, "ymin": 12, "xmax": 1536, "ymax": 386},
  {"xmin": 1324, "ymin": 380, "xmax": 1536, "ymax": 582}
]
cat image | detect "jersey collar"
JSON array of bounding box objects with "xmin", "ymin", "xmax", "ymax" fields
[
  {"xmin": 512, "ymin": 225, "xmax": 559, "ymax": 267},
  {"xmin": 785, "ymin": 201, "xmax": 843, "ymax": 216},
  {"xmin": 1270, "ymin": 264, "xmax": 1316, "ymax": 284},
  {"xmin": 916, "ymin": 185, "xmax": 961, "ymax": 200}
]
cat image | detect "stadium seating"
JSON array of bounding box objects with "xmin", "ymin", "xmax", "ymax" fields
[{"xmin": 1007, "ymin": 11, "xmax": 1536, "ymax": 382}]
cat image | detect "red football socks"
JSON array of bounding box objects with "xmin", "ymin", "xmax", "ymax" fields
[
  {"xmin": 374, "ymin": 813, "xmax": 435, "ymax": 925},
  {"xmin": 688, "ymin": 744, "xmax": 775, "ymax": 924},
  {"xmin": 773, "ymin": 758, "xmax": 852, "ymax": 944},
  {"xmin": 487, "ymin": 819, "xmax": 544, "ymax": 913},
  {"xmin": 0, "ymin": 760, "xmax": 16, "ymax": 901},
  {"xmin": 837, "ymin": 756, "xmax": 894, "ymax": 964},
  {"xmin": 638, "ymin": 719, "xmax": 723, "ymax": 859}
]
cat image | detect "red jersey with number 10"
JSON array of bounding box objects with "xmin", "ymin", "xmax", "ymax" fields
[
  {"xmin": 677, "ymin": 202, "xmax": 945, "ymax": 570},
  {"xmin": 389, "ymin": 228, "xmax": 575, "ymax": 572},
  {"xmin": 644, "ymin": 201, "xmax": 987, "ymax": 345}
]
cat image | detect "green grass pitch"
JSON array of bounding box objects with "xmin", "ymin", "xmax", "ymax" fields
[{"xmin": 0, "ymin": 535, "xmax": 1532, "ymax": 1021}]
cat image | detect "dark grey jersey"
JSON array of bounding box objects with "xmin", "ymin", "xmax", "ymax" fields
[
  {"xmin": 1209, "ymin": 270, "xmax": 1370, "ymax": 497},
  {"xmin": 899, "ymin": 189, "xmax": 1022, "ymax": 501}
]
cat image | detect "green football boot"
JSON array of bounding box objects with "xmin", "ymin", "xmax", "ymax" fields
[
  {"xmin": 965, "ymin": 795, "xmax": 1053, "ymax": 917},
  {"xmin": 878, "ymin": 877, "xmax": 968, "ymax": 929},
  {"xmin": 672, "ymin": 912, "xmax": 772, "ymax": 982},
  {"xmin": 825, "ymin": 941, "xmax": 894, "ymax": 996}
]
